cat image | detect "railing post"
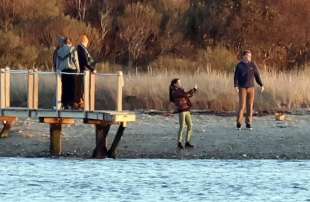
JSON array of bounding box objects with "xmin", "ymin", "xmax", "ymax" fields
[
  {"xmin": 90, "ymin": 71, "xmax": 96, "ymax": 111},
  {"xmin": 4, "ymin": 67, "xmax": 10, "ymax": 107},
  {"xmin": 116, "ymin": 71, "xmax": 124, "ymax": 112},
  {"xmin": 84, "ymin": 70, "xmax": 90, "ymax": 111},
  {"xmin": 56, "ymin": 72, "xmax": 62, "ymax": 110},
  {"xmin": 28, "ymin": 69, "xmax": 39, "ymax": 109},
  {"xmin": 33, "ymin": 69, "xmax": 39, "ymax": 109},
  {"xmin": 0, "ymin": 68, "xmax": 6, "ymax": 108},
  {"xmin": 27, "ymin": 69, "xmax": 34, "ymax": 109}
]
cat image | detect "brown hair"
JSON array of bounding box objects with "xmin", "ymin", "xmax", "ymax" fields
[
  {"xmin": 242, "ymin": 50, "xmax": 251, "ymax": 56},
  {"xmin": 169, "ymin": 78, "xmax": 179, "ymax": 102},
  {"xmin": 64, "ymin": 37, "xmax": 72, "ymax": 45}
]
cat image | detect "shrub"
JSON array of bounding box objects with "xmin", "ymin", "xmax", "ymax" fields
[
  {"xmin": 118, "ymin": 2, "xmax": 162, "ymax": 68},
  {"xmin": 0, "ymin": 31, "xmax": 38, "ymax": 68},
  {"xmin": 197, "ymin": 46, "xmax": 237, "ymax": 72}
]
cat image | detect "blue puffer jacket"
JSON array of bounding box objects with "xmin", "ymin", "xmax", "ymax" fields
[{"xmin": 56, "ymin": 44, "xmax": 80, "ymax": 72}]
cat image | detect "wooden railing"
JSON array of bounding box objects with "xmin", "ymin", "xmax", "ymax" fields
[{"xmin": 0, "ymin": 67, "xmax": 124, "ymax": 112}]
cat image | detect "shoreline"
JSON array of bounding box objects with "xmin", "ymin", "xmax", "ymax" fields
[
  {"xmin": 1, "ymin": 113, "xmax": 310, "ymax": 160},
  {"xmin": 142, "ymin": 109, "xmax": 310, "ymax": 116}
]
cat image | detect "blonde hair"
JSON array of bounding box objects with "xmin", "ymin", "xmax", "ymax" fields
[{"xmin": 81, "ymin": 35, "xmax": 89, "ymax": 44}]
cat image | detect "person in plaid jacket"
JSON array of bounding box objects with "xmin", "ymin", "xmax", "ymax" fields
[{"xmin": 169, "ymin": 78, "xmax": 197, "ymax": 149}]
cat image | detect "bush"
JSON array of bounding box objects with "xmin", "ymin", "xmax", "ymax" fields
[
  {"xmin": 149, "ymin": 46, "xmax": 237, "ymax": 73},
  {"xmin": 118, "ymin": 2, "xmax": 162, "ymax": 68},
  {"xmin": 197, "ymin": 46, "xmax": 237, "ymax": 72},
  {"xmin": 150, "ymin": 55, "xmax": 196, "ymax": 73},
  {"xmin": 0, "ymin": 31, "xmax": 38, "ymax": 68}
]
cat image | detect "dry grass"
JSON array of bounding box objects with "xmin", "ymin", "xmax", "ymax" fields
[
  {"xmin": 122, "ymin": 70, "xmax": 310, "ymax": 112},
  {"xmin": 8, "ymin": 70, "xmax": 310, "ymax": 113}
]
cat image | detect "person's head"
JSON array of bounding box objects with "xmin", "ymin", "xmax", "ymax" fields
[
  {"xmin": 57, "ymin": 36, "xmax": 65, "ymax": 48},
  {"xmin": 242, "ymin": 50, "xmax": 252, "ymax": 62},
  {"xmin": 64, "ymin": 37, "xmax": 72, "ymax": 46},
  {"xmin": 170, "ymin": 78, "xmax": 181, "ymax": 88},
  {"xmin": 81, "ymin": 35, "xmax": 89, "ymax": 47}
]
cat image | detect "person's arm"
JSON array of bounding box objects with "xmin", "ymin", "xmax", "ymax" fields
[
  {"xmin": 254, "ymin": 63, "xmax": 263, "ymax": 87},
  {"xmin": 186, "ymin": 88, "xmax": 197, "ymax": 97},
  {"xmin": 87, "ymin": 54, "xmax": 96, "ymax": 70},
  {"xmin": 83, "ymin": 48, "xmax": 96, "ymax": 71},
  {"xmin": 234, "ymin": 64, "xmax": 239, "ymax": 87},
  {"xmin": 72, "ymin": 49, "xmax": 80, "ymax": 72},
  {"xmin": 234, "ymin": 64, "xmax": 240, "ymax": 92},
  {"xmin": 80, "ymin": 47, "xmax": 89, "ymax": 69}
]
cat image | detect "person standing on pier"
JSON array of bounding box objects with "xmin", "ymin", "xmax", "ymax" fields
[
  {"xmin": 75, "ymin": 35, "xmax": 96, "ymax": 109},
  {"xmin": 56, "ymin": 37, "xmax": 80, "ymax": 109},
  {"xmin": 234, "ymin": 50, "xmax": 264, "ymax": 130},
  {"xmin": 170, "ymin": 79, "xmax": 198, "ymax": 149},
  {"xmin": 52, "ymin": 36, "xmax": 65, "ymax": 72}
]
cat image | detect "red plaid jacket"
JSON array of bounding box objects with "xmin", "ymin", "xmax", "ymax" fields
[{"xmin": 171, "ymin": 87, "xmax": 197, "ymax": 113}]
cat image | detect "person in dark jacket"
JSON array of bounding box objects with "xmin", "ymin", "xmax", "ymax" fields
[
  {"xmin": 234, "ymin": 50, "xmax": 264, "ymax": 130},
  {"xmin": 75, "ymin": 35, "xmax": 96, "ymax": 109},
  {"xmin": 170, "ymin": 78, "xmax": 198, "ymax": 149}
]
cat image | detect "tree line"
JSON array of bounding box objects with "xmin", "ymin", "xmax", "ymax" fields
[{"xmin": 0, "ymin": 0, "xmax": 309, "ymax": 72}]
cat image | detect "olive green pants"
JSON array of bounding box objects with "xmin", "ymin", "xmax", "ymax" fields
[{"xmin": 178, "ymin": 111, "xmax": 193, "ymax": 143}]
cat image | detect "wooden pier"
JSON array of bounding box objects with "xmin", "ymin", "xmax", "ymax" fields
[{"xmin": 0, "ymin": 68, "xmax": 136, "ymax": 158}]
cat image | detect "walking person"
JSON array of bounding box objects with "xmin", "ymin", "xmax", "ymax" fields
[
  {"xmin": 56, "ymin": 37, "xmax": 80, "ymax": 109},
  {"xmin": 169, "ymin": 78, "xmax": 198, "ymax": 149},
  {"xmin": 234, "ymin": 50, "xmax": 264, "ymax": 130},
  {"xmin": 75, "ymin": 35, "xmax": 96, "ymax": 109}
]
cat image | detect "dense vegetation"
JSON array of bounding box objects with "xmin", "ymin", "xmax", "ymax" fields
[{"xmin": 0, "ymin": 0, "xmax": 309, "ymax": 72}]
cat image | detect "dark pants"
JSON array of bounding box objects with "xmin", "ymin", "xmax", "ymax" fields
[
  {"xmin": 61, "ymin": 69, "xmax": 77, "ymax": 108},
  {"xmin": 74, "ymin": 74, "xmax": 84, "ymax": 103}
]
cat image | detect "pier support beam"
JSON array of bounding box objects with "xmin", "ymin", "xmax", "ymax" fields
[
  {"xmin": 84, "ymin": 119, "xmax": 111, "ymax": 159},
  {"xmin": 84, "ymin": 119, "xmax": 127, "ymax": 159},
  {"xmin": 0, "ymin": 116, "xmax": 16, "ymax": 138},
  {"xmin": 50, "ymin": 124, "xmax": 62, "ymax": 156},
  {"xmin": 40, "ymin": 118, "xmax": 75, "ymax": 156},
  {"xmin": 92, "ymin": 124, "xmax": 111, "ymax": 158},
  {"xmin": 107, "ymin": 122, "xmax": 126, "ymax": 159}
]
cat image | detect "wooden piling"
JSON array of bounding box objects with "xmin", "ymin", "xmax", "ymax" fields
[
  {"xmin": 40, "ymin": 118, "xmax": 75, "ymax": 156},
  {"xmin": 50, "ymin": 124, "xmax": 62, "ymax": 156},
  {"xmin": 107, "ymin": 122, "xmax": 126, "ymax": 158},
  {"xmin": 92, "ymin": 124, "xmax": 111, "ymax": 158}
]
